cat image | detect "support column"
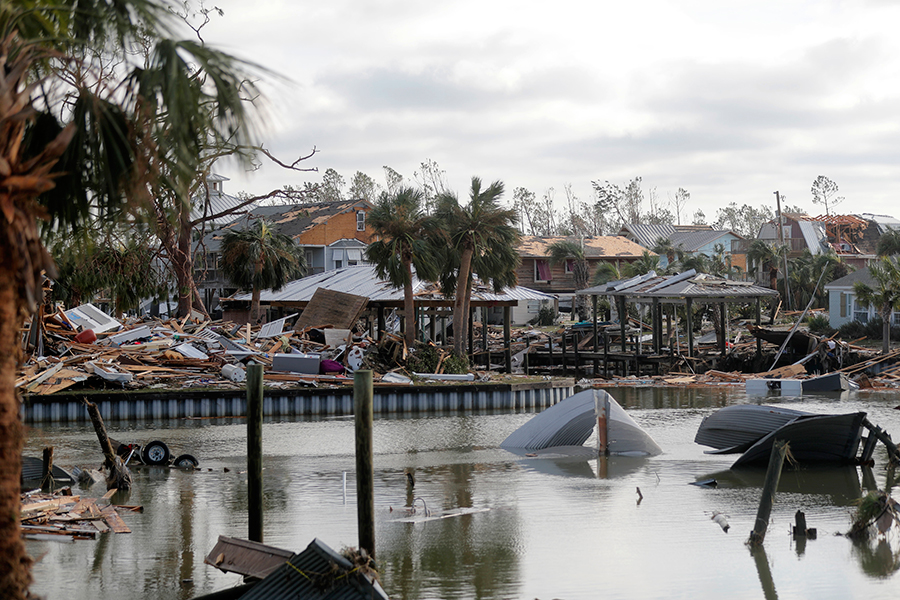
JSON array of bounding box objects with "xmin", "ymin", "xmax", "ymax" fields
[
  {"xmin": 504, "ymin": 306, "xmax": 512, "ymax": 373},
  {"xmin": 686, "ymin": 297, "xmax": 694, "ymax": 358},
  {"xmin": 756, "ymin": 297, "xmax": 762, "ymax": 356}
]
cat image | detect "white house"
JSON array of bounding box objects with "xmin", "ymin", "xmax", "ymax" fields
[{"xmin": 824, "ymin": 267, "xmax": 900, "ymax": 329}]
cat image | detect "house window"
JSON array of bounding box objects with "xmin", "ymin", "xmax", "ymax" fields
[
  {"xmin": 852, "ymin": 298, "xmax": 869, "ymax": 323},
  {"xmin": 357, "ymin": 211, "xmax": 366, "ymax": 232},
  {"xmin": 840, "ymin": 293, "xmax": 847, "ymax": 318},
  {"xmin": 334, "ymin": 260, "xmax": 343, "ymax": 270},
  {"xmin": 564, "ymin": 259, "xmax": 575, "ymax": 274},
  {"xmin": 893, "ymin": 311, "xmax": 900, "ymax": 327},
  {"xmin": 534, "ymin": 259, "xmax": 552, "ymax": 282},
  {"xmin": 527, "ymin": 300, "xmax": 540, "ymax": 314}
]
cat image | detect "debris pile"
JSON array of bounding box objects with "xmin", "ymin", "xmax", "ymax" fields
[{"xmin": 20, "ymin": 487, "xmax": 139, "ymax": 540}]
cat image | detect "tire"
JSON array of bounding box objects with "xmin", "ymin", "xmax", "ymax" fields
[
  {"xmin": 173, "ymin": 454, "xmax": 199, "ymax": 469},
  {"xmin": 142, "ymin": 440, "xmax": 171, "ymax": 465}
]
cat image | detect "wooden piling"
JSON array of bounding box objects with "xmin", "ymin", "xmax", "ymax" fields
[
  {"xmin": 41, "ymin": 447, "xmax": 54, "ymax": 493},
  {"xmin": 354, "ymin": 370, "xmax": 376, "ymax": 559},
  {"xmin": 247, "ymin": 363, "xmax": 264, "ymax": 543},
  {"xmin": 595, "ymin": 392, "xmax": 609, "ymax": 456},
  {"xmin": 749, "ymin": 440, "xmax": 788, "ymax": 546}
]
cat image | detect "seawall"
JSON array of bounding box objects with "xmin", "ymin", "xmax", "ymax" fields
[{"xmin": 22, "ymin": 380, "xmax": 575, "ymax": 424}]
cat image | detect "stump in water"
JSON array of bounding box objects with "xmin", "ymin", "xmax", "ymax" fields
[{"xmin": 83, "ymin": 399, "xmax": 132, "ymax": 491}]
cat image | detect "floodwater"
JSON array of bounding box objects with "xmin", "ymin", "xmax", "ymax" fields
[{"xmin": 22, "ymin": 386, "xmax": 900, "ymax": 600}]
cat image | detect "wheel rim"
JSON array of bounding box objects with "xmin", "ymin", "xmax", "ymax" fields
[{"xmin": 147, "ymin": 445, "xmax": 166, "ymax": 462}]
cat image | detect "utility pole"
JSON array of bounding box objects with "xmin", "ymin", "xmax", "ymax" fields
[{"xmin": 774, "ymin": 191, "xmax": 792, "ymax": 310}]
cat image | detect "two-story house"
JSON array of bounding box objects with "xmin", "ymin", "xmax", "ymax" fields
[
  {"xmin": 617, "ymin": 223, "xmax": 746, "ymax": 271},
  {"xmin": 517, "ymin": 236, "xmax": 649, "ymax": 312},
  {"xmin": 196, "ymin": 199, "xmax": 373, "ymax": 314}
]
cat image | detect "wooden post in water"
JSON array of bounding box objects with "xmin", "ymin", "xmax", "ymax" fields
[
  {"xmin": 595, "ymin": 391, "xmax": 609, "ymax": 456},
  {"xmin": 247, "ymin": 363, "xmax": 264, "ymax": 543},
  {"xmin": 749, "ymin": 440, "xmax": 788, "ymax": 546},
  {"xmin": 41, "ymin": 447, "xmax": 54, "ymax": 493},
  {"xmin": 354, "ymin": 370, "xmax": 376, "ymax": 559}
]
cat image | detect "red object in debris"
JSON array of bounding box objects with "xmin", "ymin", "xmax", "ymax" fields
[
  {"xmin": 320, "ymin": 359, "xmax": 344, "ymax": 374},
  {"xmin": 75, "ymin": 329, "xmax": 97, "ymax": 344}
]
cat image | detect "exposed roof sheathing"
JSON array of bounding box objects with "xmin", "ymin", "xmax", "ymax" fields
[{"xmin": 518, "ymin": 235, "xmax": 650, "ymax": 259}]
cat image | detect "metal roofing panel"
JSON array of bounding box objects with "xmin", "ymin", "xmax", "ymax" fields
[
  {"xmin": 620, "ymin": 224, "xmax": 677, "ymax": 248},
  {"xmin": 669, "ymin": 230, "xmax": 737, "ymax": 252},
  {"xmin": 231, "ymin": 265, "xmax": 555, "ymax": 303},
  {"xmin": 239, "ymin": 538, "xmax": 388, "ymax": 600},
  {"xmin": 797, "ymin": 220, "xmax": 826, "ymax": 254}
]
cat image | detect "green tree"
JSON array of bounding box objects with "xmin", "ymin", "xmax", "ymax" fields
[
  {"xmin": 876, "ymin": 229, "xmax": 900, "ymax": 257},
  {"xmin": 348, "ymin": 171, "xmax": 380, "ymax": 202},
  {"xmin": 853, "ymin": 256, "xmax": 900, "ymax": 354},
  {"xmin": 624, "ymin": 251, "xmax": 660, "ymax": 277},
  {"xmin": 1, "ymin": 1, "xmax": 278, "ymax": 594},
  {"xmin": 714, "ymin": 202, "xmax": 774, "ymax": 238},
  {"xmin": 545, "ymin": 239, "xmax": 590, "ymax": 321},
  {"xmin": 787, "ymin": 250, "xmax": 844, "ymax": 309},
  {"xmin": 51, "ymin": 229, "xmax": 165, "ymax": 316},
  {"xmin": 810, "ymin": 175, "xmax": 843, "ymax": 217},
  {"xmin": 747, "ymin": 239, "xmax": 788, "ymax": 290},
  {"xmin": 365, "ymin": 187, "xmax": 442, "ymax": 347},
  {"xmin": 221, "ymin": 219, "xmax": 306, "ymax": 323},
  {"xmin": 436, "ymin": 177, "xmax": 520, "ymax": 359}
]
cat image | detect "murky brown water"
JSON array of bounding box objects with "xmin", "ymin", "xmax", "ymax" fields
[{"xmin": 22, "ymin": 386, "xmax": 900, "ymax": 599}]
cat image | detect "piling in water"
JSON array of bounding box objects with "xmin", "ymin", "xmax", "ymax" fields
[
  {"xmin": 749, "ymin": 440, "xmax": 788, "ymax": 546},
  {"xmin": 247, "ymin": 363, "xmax": 264, "ymax": 543},
  {"xmin": 355, "ymin": 370, "xmax": 376, "ymax": 559}
]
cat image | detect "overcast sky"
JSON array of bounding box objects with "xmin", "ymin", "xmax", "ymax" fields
[{"xmin": 199, "ymin": 0, "xmax": 900, "ymax": 225}]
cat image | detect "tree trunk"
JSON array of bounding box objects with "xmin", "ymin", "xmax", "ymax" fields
[
  {"xmin": 0, "ymin": 244, "xmax": 31, "ymax": 599},
  {"xmin": 883, "ymin": 304, "xmax": 892, "ymax": 355},
  {"xmin": 250, "ymin": 288, "xmax": 262, "ymax": 324},
  {"xmin": 402, "ymin": 258, "xmax": 415, "ymax": 348},
  {"xmin": 453, "ymin": 246, "xmax": 475, "ymax": 358}
]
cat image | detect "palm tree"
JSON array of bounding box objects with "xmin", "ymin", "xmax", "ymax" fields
[
  {"xmin": 221, "ymin": 219, "xmax": 306, "ymax": 323},
  {"xmin": 1, "ymin": 3, "xmax": 267, "ymax": 595},
  {"xmin": 365, "ymin": 187, "xmax": 442, "ymax": 347},
  {"xmin": 853, "ymin": 256, "xmax": 900, "ymax": 354},
  {"xmin": 435, "ymin": 177, "xmax": 520, "ymax": 359},
  {"xmin": 787, "ymin": 249, "xmax": 843, "ymax": 309},
  {"xmin": 624, "ymin": 251, "xmax": 660, "ymax": 277},
  {"xmin": 876, "ymin": 229, "xmax": 900, "ymax": 257},
  {"xmin": 546, "ymin": 239, "xmax": 590, "ymax": 321},
  {"xmin": 593, "ymin": 261, "xmax": 623, "ymax": 285},
  {"xmin": 747, "ymin": 239, "xmax": 788, "ymax": 290}
]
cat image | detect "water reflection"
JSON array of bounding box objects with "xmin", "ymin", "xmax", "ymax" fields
[{"xmin": 22, "ymin": 386, "xmax": 900, "ymax": 600}]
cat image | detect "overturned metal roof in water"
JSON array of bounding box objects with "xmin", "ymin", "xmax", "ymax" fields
[{"xmin": 501, "ymin": 388, "xmax": 662, "ymax": 456}]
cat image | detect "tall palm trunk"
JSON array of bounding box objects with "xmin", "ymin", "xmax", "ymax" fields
[
  {"xmin": 453, "ymin": 245, "xmax": 475, "ymax": 357},
  {"xmin": 0, "ymin": 238, "xmax": 31, "ymax": 599},
  {"xmin": 882, "ymin": 304, "xmax": 892, "ymax": 355},
  {"xmin": 402, "ymin": 256, "xmax": 415, "ymax": 347}
]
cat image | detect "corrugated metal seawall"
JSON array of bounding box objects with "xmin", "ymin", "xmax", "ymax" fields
[{"xmin": 22, "ymin": 382, "xmax": 574, "ymax": 424}]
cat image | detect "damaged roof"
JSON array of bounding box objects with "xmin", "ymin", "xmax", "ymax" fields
[
  {"xmin": 202, "ymin": 200, "xmax": 372, "ymax": 251},
  {"xmin": 579, "ymin": 269, "xmax": 780, "ymax": 302},
  {"xmin": 228, "ymin": 265, "xmax": 555, "ymax": 306},
  {"xmin": 517, "ymin": 235, "xmax": 649, "ymax": 259}
]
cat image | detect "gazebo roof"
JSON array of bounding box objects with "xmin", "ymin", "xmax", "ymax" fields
[{"xmin": 578, "ymin": 270, "xmax": 780, "ymax": 304}]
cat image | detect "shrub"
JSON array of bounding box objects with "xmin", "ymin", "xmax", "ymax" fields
[
  {"xmin": 806, "ymin": 314, "xmax": 834, "ymax": 336},
  {"xmin": 837, "ymin": 319, "xmax": 867, "ymax": 340},
  {"xmin": 529, "ymin": 305, "xmax": 557, "ymax": 327}
]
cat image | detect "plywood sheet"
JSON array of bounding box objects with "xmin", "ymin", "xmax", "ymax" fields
[{"xmin": 293, "ymin": 289, "xmax": 368, "ymax": 332}]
